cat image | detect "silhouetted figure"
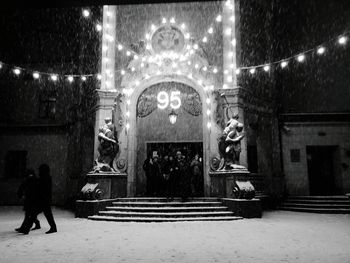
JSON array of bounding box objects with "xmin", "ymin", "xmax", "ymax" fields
[
  {"xmin": 161, "ymin": 155, "xmax": 171, "ymax": 200},
  {"xmin": 37, "ymin": 164, "xmax": 57, "ymax": 234},
  {"xmin": 143, "ymin": 155, "xmax": 153, "ymax": 196},
  {"xmin": 150, "ymin": 155, "xmax": 162, "ymax": 197},
  {"xmin": 19, "ymin": 164, "xmax": 57, "ymax": 234},
  {"xmin": 190, "ymin": 154, "xmax": 203, "ymax": 197},
  {"xmin": 168, "ymin": 155, "xmax": 177, "ymax": 200},
  {"xmin": 177, "ymin": 152, "xmax": 191, "ymax": 201},
  {"xmin": 15, "ymin": 169, "xmax": 41, "ymax": 232}
]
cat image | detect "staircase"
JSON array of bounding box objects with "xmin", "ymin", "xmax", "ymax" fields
[
  {"xmin": 88, "ymin": 197, "xmax": 243, "ymax": 222},
  {"xmin": 279, "ymin": 196, "xmax": 350, "ymax": 214}
]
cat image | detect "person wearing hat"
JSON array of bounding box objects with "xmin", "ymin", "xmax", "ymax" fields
[{"xmin": 149, "ymin": 153, "xmax": 162, "ymax": 196}]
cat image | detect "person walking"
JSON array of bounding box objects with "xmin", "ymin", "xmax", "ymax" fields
[
  {"xmin": 37, "ymin": 164, "xmax": 57, "ymax": 234},
  {"xmin": 15, "ymin": 169, "xmax": 41, "ymax": 233}
]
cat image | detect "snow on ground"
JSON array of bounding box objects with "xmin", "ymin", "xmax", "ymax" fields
[{"xmin": 0, "ymin": 206, "xmax": 350, "ymax": 263}]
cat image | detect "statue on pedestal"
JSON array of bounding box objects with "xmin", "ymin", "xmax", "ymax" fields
[
  {"xmin": 217, "ymin": 113, "xmax": 246, "ymax": 171},
  {"xmin": 92, "ymin": 117, "xmax": 119, "ymax": 173}
]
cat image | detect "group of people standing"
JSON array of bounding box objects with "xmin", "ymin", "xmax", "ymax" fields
[
  {"xmin": 15, "ymin": 164, "xmax": 57, "ymax": 235},
  {"xmin": 143, "ymin": 151, "xmax": 203, "ymax": 201}
]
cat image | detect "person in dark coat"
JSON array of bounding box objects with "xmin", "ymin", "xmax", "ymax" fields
[
  {"xmin": 149, "ymin": 155, "xmax": 162, "ymax": 197},
  {"xmin": 143, "ymin": 155, "xmax": 153, "ymax": 196},
  {"xmin": 177, "ymin": 152, "xmax": 191, "ymax": 202},
  {"xmin": 161, "ymin": 155, "xmax": 171, "ymax": 200},
  {"xmin": 168, "ymin": 155, "xmax": 177, "ymax": 200},
  {"xmin": 37, "ymin": 164, "xmax": 57, "ymax": 234},
  {"xmin": 190, "ymin": 154, "xmax": 203, "ymax": 197},
  {"xmin": 15, "ymin": 169, "xmax": 41, "ymax": 232},
  {"xmin": 19, "ymin": 164, "xmax": 57, "ymax": 234}
]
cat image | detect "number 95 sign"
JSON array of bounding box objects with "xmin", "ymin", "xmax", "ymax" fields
[{"xmin": 157, "ymin": 91, "xmax": 181, "ymax": 110}]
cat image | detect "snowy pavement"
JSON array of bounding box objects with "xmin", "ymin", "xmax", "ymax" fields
[{"xmin": 1, "ymin": 206, "xmax": 350, "ymax": 263}]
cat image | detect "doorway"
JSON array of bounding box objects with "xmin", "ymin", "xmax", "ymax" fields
[
  {"xmin": 306, "ymin": 146, "xmax": 338, "ymax": 195},
  {"xmin": 146, "ymin": 142, "xmax": 204, "ymax": 197}
]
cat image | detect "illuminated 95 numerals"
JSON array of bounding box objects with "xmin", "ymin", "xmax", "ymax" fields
[{"xmin": 157, "ymin": 91, "xmax": 181, "ymax": 110}]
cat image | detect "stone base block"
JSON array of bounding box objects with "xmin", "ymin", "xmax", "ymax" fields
[
  {"xmin": 86, "ymin": 172, "xmax": 127, "ymax": 199},
  {"xmin": 209, "ymin": 170, "xmax": 250, "ymax": 197},
  {"xmin": 221, "ymin": 198, "xmax": 262, "ymax": 218},
  {"xmin": 75, "ymin": 199, "xmax": 117, "ymax": 218}
]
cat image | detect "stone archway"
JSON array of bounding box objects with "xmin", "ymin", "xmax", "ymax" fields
[{"xmin": 121, "ymin": 75, "xmax": 213, "ymax": 197}]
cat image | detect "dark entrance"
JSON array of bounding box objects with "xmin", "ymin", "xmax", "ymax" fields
[
  {"xmin": 146, "ymin": 142, "xmax": 204, "ymax": 197},
  {"xmin": 306, "ymin": 146, "xmax": 338, "ymax": 195}
]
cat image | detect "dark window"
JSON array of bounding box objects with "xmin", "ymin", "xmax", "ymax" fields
[
  {"xmin": 4, "ymin": 151, "xmax": 27, "ymax": 178},
  {"xmin": 39, "ymin": 94, "xmax": 56, "ymax": 119},
  {"xmin": 290, "ymin": 149, "xmax": 300, "ymax": 162},
  {"xmin": 247, "ymin": 145, "xmax": 258, "ymax": 173}
]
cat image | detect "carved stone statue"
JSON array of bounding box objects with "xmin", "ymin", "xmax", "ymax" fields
[
  {"xmin": 93, "ymin": 117, "xmax": 119, "ymax": 172},
  {"xmin": 218, "ymin": 113, "xmax": 246, "ymax": 170}
]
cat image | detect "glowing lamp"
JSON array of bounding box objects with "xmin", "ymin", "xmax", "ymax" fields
[{"xmin": 168, "ymin": 110, "xmax": 178, "ymax": 124}]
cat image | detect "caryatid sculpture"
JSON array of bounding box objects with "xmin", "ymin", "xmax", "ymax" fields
[
  {"xmin": 93, "ymin": 117, "xmax": 119, "ymax": 172},
  {"xmin": 218, "ymin": 113, "xmax": 246, "ymax": 170}
]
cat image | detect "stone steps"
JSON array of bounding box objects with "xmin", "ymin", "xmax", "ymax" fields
[
  {"xmin": 88, "ymin": 197, "xmax": 243, "ymax": 222},
  {"xmin": 279, "ymin": 196, "xmax": 350, "ymax": 214},
  {"xmin": 105, "ymin": 206, "xmax": 228, "ymax": 212},
  {"xmin": 88, "ymin": 215, "xmax": 243, "ymax": 222}
]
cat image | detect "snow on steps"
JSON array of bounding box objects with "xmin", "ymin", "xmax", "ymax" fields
[
  {"xmin": 88, "ymin": 197, "xmax": 243, "ymax": 222},
  {"xmin": 279, "ymin": 196, "xmax": 350, "ymax": 214}
]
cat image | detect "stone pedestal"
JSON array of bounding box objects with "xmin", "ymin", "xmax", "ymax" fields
[
  {"xmin": 86, "ymin": 172, "xmax": 127, "ymax": 199},
  {"xmin": 221, "ymin": 198, "xmax": 262, "ymax": 218},
  {"xmin": 209, "ymin": 169, "xmax": 250, "ymax": 197}
]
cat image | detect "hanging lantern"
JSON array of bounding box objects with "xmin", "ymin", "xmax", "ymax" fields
[{"xmin": 168, "ymin": 109, "xmax": 178, "ymax": 124}]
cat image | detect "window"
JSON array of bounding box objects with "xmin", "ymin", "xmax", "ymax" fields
[
  {"xmin": 290, "ymin": 149, "xmax": 300, "ymax": 163},
  {"xmin": 247, "ymin": 145, "xmax": 258, "ymax": 173},
  {"xmin": 4, "ymin": 151, "xmax": 27, "ymax": 178},
  {"xmin": 39, "ymin": 94, "xmax": 56, "ymax": 119}
]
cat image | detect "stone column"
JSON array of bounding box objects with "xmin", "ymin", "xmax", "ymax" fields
[
  {"xmin": 94, "ymin": 5, "xmax": 117, "ymax": 159},
  {"xmin": 222, "ymin": 0, "xmax": 237, "ymax": 89},
  {"xmin": 221, "ymin": 0, "xmax": 248, "ymax": 167}
]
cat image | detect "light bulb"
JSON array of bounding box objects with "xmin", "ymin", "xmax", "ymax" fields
[
  {"xmin": 202, "ymin": 37, "xmax": 207, "ymax": 43},
  {"xmin": 181, "ymin": 23, "xmax": 186, "ymax": 29},
  {"xmin": 126, "ymin": 51, "xmax": 131, "ymax": 56},
  {"xmin": 162, "ymin": 17, "xmax": 167, "ymax": 24},
  {"xmin": 33, "ymin": 72, "xmax": 40, "ymax": 79},
  {"xmin": 131, "ymin": 67, "xmax": 135, "ymax": 72},
  {"xmin": 249, "ymin": 68, "xmax": 256, "ymax": 74},
  {"xmin": 145, "ymin": 74, "xmax": 150, "ymax": 79},
  {"xmin": 135, "ymin": 80, "xmax": 140, "ymax": 86},
  {"xmin": 82, "ymin": 9, "xmax": 90, "ymax": 17},
  {"xmin": 208, "ymin": 27, "xmax": 213, "ymax": 34},
  {"xmin": 96, "ymin": 24, "xmax": 102, "ymax": 31},
  {"xmin": 97, "ymin": 74, "xmax": 102, "ymax": 80},
  {"xmin": 134, "ymin": 55, "xmax": 139, "ymax": 60},
  {"xmin": 193, "ymin": 44, "xmax": 198, "ymax": 50},
  {"xmin": 297, "ymin": 54, "xmax": 305, "ymax": 62},
  {"xmin": 51, "ymin": 74, "xmax": 58, "ymax": 81},
  {"xmin": 317, "ymin": 46, "xmax": 325, "ymax": 54},
  {"xmin": 263, "ymin": 65, "xmax": 270, "ymax": 72},
  {"xmin": 206, "ymin": 98, "xmax": 210, "ymax": 104},
  {"xmin": 213, "ymin": 68, "xmax": 218, "ymax": 74},
  {"xmin": 338, "ymin": 36, "xmax": 347, "ymax": 45},
  {"xmin": 126, "ymin": 123, "xmax": 130, "ymax": 130},
  {"xmin": 13, "ymin": 68, "xmax": 21, "ymax": 75},
  {"xmin": 216, "ymin": 15, "xmax": 222, "ymax": 22},
  {"xmin": 207, "ymin": 122, "xmax": 211, "ymax": 129},
  {"xmin": 235, "ymin": 68, "xmax": 240, "ymax": 75},
  {"xmin": 230, "ymin": 15, "xmax": 235, "ymax": 22},
  {"xmin": 102, "ymin": 45, "xmax": 108, "ymax": 52},
  {"xmin": 126, "ymin": 111, "xmax": 130, "ymax": 117},
  {"xmin": 231, "ymin": 38, "xmax": 237, "ymax": 46},
  {"xmin": 127, "ymin": 100, "xmax": 131, "ymax": 105},
  {"xmin": 141, "ymin": 62, "xmax": 145, "ymax": 68},
  {"xmin": 170, "ymin": 17, "xmax": 175, "ymax": 24},
  {"xmin": 223, "ymin": 84, "xmax": 228, "ymax": 89},
  {"xmin": 145, "ymin": 33, "xmax": 150, "ymax": 40},
  {"xmin": 224, "ymin": 69, "xmax": 228, "ymax": 75},
  {"xmin": 195, "ymin": 63, "xmax": 199, "ymax": 69},
  {"xmin": 185, "ymin": 33, "xmax": 190, "ymax": 39},
  {"xmin": 151, "ymin": 24, "xmax": 156, "ymax": 30},
  {"xmin": 121, "ymin": 70, "xmax": 125, "ymax": 75},
  {"xmin": 227, "ymin": 75, "xmax": 233, "ymax": 83},
  {"xmin": 81, "ymin": 76, "xmax": 87, "ymax": 81},
  {"xmin": 202, "ymin": 66, "xmax": 208, "ymax": 71},
  {"xmin": 207, "ymin": 109, "xmax": 211, "ymax": 116},
  {"xmin": 228, "ymin": 51, "xmax": 233, "ymax": 58},
  {"xmin": 281, "ymin": 61, "xmax": 288, "ymax": 68},
  {"xmin": 225, "ymin": 28, "xmax": 232, "ymax": 36},
  {"xmin": 67, "ymin": 76, "xmax": 74, "ymax": 82}
]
